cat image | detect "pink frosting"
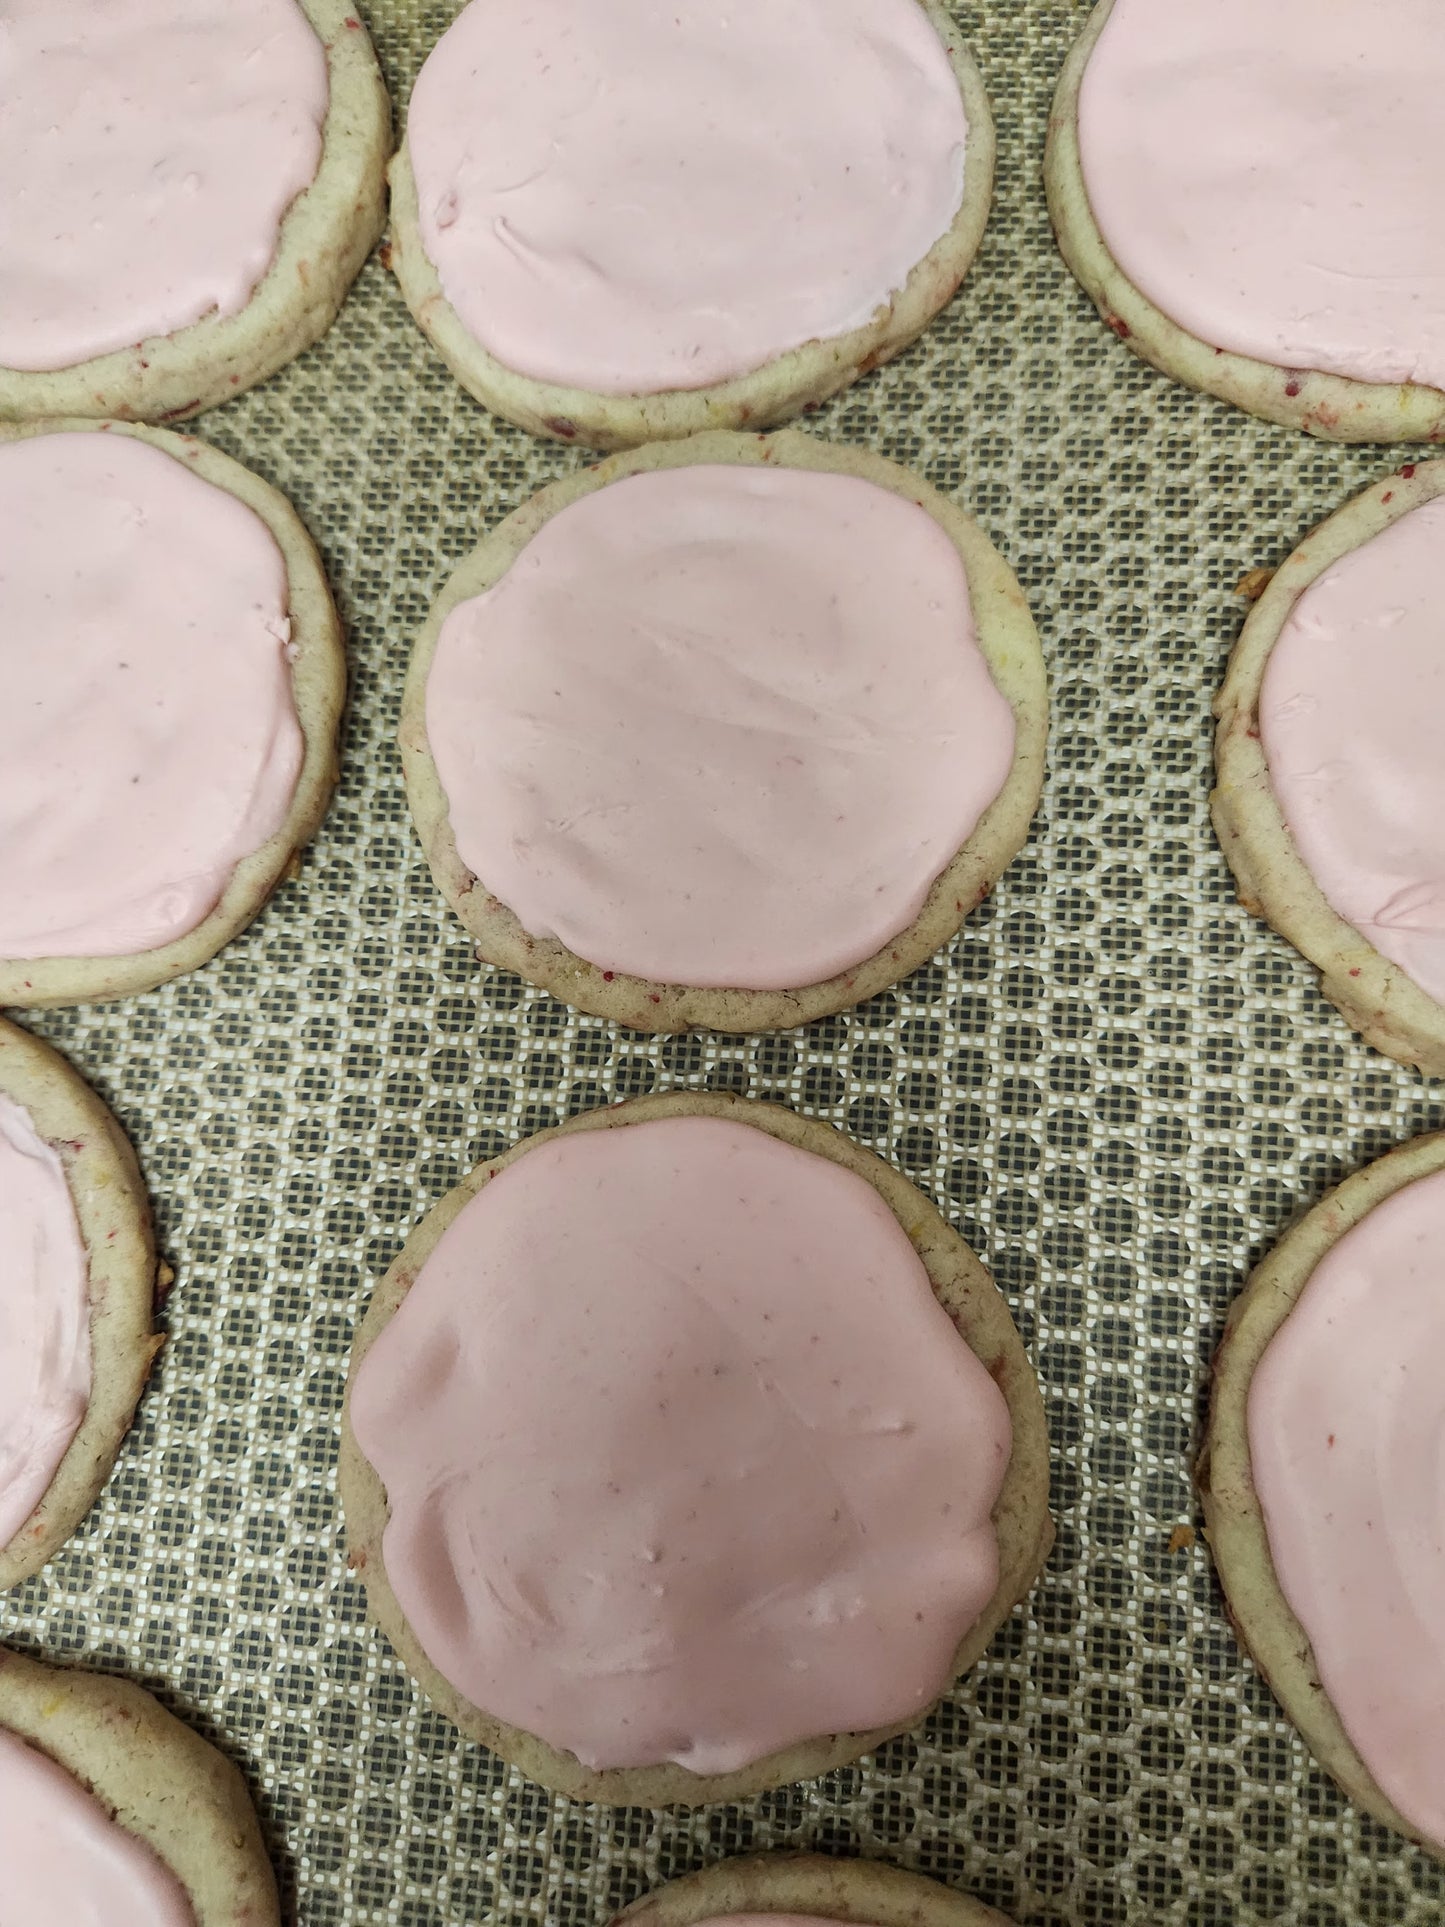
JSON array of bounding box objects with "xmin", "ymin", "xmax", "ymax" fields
[
  {"xmin": 694, "ymin": 1919, "xmax": 878, "ymax": 1927},
  {"xmin": 1077, "ymin": 0, "xmax": 1445, "ymax": 391},
  {"xmin": 425, "ymin": 464, "xmax": 1015, "ymax": 991},
  {"xmin": 0, "ymin": 1727, "xmax": 194, "ymax": 1926},
  {"xmin": 349, "ymin": 1114, "xmax": 1012, "ymax": 1775},
  {"xmin": 0, "ymin": 433, "xmax": 304, "ymax": 961},
  {"xmin": 1248, "ymin": 1163, "xmax": 1445, "ymax": 1848},
  {"xmin": 406, "ymin": 0, "xmax": 967, "ymax": 394},
  {"xmin": 0, "ymin": 1096, "xmax": 91, "ymax": 1554},
  {"xmin": 0, "ymin": 0, "xmax": 327, "ymax": 372},
  {"xmin": 1259, "ymin": 496, "xmax": 1445, "ymax": 1004}
]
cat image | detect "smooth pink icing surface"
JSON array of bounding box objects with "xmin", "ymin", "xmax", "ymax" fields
[
  {"xmin": 1259, "ymin": 496, "xmax": 1445, "ymax": 1004},
  {"xmin": 0, "ymin": 1096, "xmax": 91, "ymax": 1553},
  {"xmin": 0, "ymin": 1727, "xmax": 195, "ymax": 1927},
  {"xmin": 425, "ymin": 464, "xmax": 1014, "ymax": 990},
  {"xmin": 0, "ymin": 433, "xmax": 304, "ymax": 960},
  {"xmin": 1077, "ymin": 0, "xmax": 1445, "ymax": 391},
  {"xmin": 1248, "ymin": 1163, "xmax": 1445, "ymax": 1847},
  {"xmin": 407, "ymin": 0, "xmax": 967, "ymax": 394},
  {"xmin": 349, "ymin": 1115, "xmax": 1012, "ymax": 1775},
  {"xmin": 0, "ymin": 0, "xmax": 327, "ymax": 372}
]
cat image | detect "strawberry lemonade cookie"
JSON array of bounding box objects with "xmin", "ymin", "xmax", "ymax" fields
[
  {"xmin": 613, "ymin": 1854, "xmax": 1017, "ymax": 1927},
  {"xmin": 389, "ymin": 0, "xmax": 993, "ymax": 447},
  {"xmin": 0, "ymin": 1647, "xmax": 279, "ymax": 1924},
  {"xmin": 404, "ymin": 430, "xmax": 1046, "ymax": 1031},
  {"xmin": 0, "ymin": 421, "xmax": 346, "ymax": 1006},
  {"xmin": 0, "ymin": 1018, "xmax": 158, "ymax": 1590},
  {"xmin": 341, "ymin": 1092, "xmax": 1052, "ymax": 1806},
  {"xmin": 1213, "ymin": 460, "xmax": 1445, "ymax": 1072},
  {"xmin": 1047, "ymin": 0, "xmax": 1445, "ymax": 441},
  {"xmin": 0, "ymin": 0, "xmax": 389, "ymax": 423}
]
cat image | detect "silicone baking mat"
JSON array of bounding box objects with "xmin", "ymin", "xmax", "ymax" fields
[{"xmin": 6, "ymin": 3, "xmax": 1442, "ymax": 1923}]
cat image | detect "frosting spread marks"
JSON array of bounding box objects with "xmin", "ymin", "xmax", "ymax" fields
[
  {"xmin": 0, "ymin": 0, "xmax": 327, "ymax": 372},
  {"xmin": 426, "ymin": 464, "xmax": 1015, "ymax": 990},
  {"xmin": 0, "ymin": 1095, "xmax": 91, "ymax": 1553},
  {"xmin": 1260, "ymin": 496, "xmax": 1445, "ymax": 1004},
  {"xmin": 350, "ymin": 1115, "xmax": 1012, "ymax": 1775},
  {"xmin": 407, "ymin": 0, "xmax": 968, "ymax": 393},
  {"xmin": 0, "ymin": 1728, "xmax": 194, "ymax": 1926},
  {"xmin": 0, "ymin": 433, "xmax": 304, "ymax": 960},
  {"xmin": 1077, "ymin": 0, "xmax": 1445, "ymax": 391},
  {"xmin": 1248, "ymin": 1163, "xmax": 1445, "ymax": 1847}
]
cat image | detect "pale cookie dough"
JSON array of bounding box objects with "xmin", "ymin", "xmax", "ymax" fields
[
  {"xmin": 0, "ymin": 1, "xmax": 390, "ymax": 425},
  {"xmin": 402, "ymin": 429, "xmax": 1046, "ymax": 1033},
  {"xmin": 1199, "ymin": 1130, "xmax": 1445, "ymax": 1861},
  {"xmin": 339, "ymin": 1090, "xmax": 1053, "ymax": 1807},
  {"xmin": 0, "ymin": 1646, "xmax": 280, "ymax": 1923},
  {"xmin": 387, "ymin": 0, "xmax": 993, "ymax": 449},
  {"xmin": 613, "ymin": 1854, "xmax": 1016, "ymax": 1927},
  {"xmin": 0, "ymin": 1018, "xmax": 159, "ymax": 1590},
  {"xmin": 0, "ymin": 420, "xmax": 346, "ymax": 1008},
  {"xmin": 1046, "ymin": 0, "xmax": 1445, "ymax": 443},
  {"xmin": 1212, "ymin": 460, "xmax": 1445, "ymax": 1074}
]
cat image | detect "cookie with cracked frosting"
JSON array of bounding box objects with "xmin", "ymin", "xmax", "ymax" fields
[
  {"xmin": 0, "ymin": 1017, "xmax": 158, "ymax": 1590},
  {"xmin": 387, "ymin": 0, "xmax": 993, "ymax": 449},
  {"xmin": 0, "ymin": 0, "xmax": 388, "ymax": 425},
  {"xmin": 0, "ymin": 419, "xmax": 346, "ymax": 1007},
  {"xmin": 1212, "ymin": 459, "xmax": 1445, "ymax": 1073},
  {"xmin": 402, "ymin": 428, "xmax": 1046, "ymax": 1033},
  {"xmin": 612, "ymin": 1854, "xmax": 1016, "ymax": 1927},
  {"xmin": 0, "ymin": 1646, "xmax": 279, "ymax": 1924},
  {"xmin": 1046, "ymin": 0, "xmax": 1445, "ymax": 442},
  {"xmin": 1200, "ymin": 1130, "xmax": 1445, "ymax": 1859},
  {"xmin": 339, "ymin": 1090, "xmax": 1053, "ymax": 1807}
]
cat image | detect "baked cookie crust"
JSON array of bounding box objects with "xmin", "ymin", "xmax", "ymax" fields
[
  {"xmin": 1212, "ymin": 459, "xmax": 1445, "ymax": 1074},
  {"xmin": 1045, "ymin": 0, "xmax": 1445, "ymax": 444},
  {"xmin": 612, "ymin": 1852, "xmax": 1016, "ymax": 1927},
  {"xmin": 0, "ymin": 1018, "xmax": 159, "ymax": 1590},
  {"xmin": 0, "ymin": 419, "xmax": 347, "ymax": 1008},
  {"xmin": 387, "ymin": 0, "xmax": 993, "ymax": 450},
  {"xmin": 0, "ymin": 1646, "xmax": 280, "ymax": 1923},
  {"xmin": 339, "ymin": 1090, "xmax": 1054, "ymax": 1807},
  {"xmin": 0, "ymin": 1, "xmax": 390, "ymax": 426},
  {"xmin": 1199, "ymin": 1130, "xmax": 1445, "ymax": 1860},
  {"xmin": 402, "ymin": 428, "xmax": 1047, "ymax": 1033}
]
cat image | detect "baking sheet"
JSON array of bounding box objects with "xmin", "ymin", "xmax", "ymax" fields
[{"xmin": 7, "ymin": 3, "xmax": 1444, "ymax": 1922}]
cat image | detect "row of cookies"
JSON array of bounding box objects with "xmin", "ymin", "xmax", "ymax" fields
[{"xmin": 8, "ymin": 2, "xmax": 1441, "ymax": 449}]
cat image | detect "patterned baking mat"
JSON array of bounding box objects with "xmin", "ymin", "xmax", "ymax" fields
[{"xmin": 5, "ymin": 3, "xmax": 1441, "ymax": 1923}]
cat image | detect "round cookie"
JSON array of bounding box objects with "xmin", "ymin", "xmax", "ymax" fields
[
  {"xmin": 0, "ymin": 419, "xmax": 346, "ymax": 1007},
  {"xmin": 0, "ymin": 0, "xmax": 390, "ymax": 424},
  {"xmin": 613, "ymin": 1854, "xmax": 1015, "ymax": 1927},
  {"xmin": 1212, "ymin": 459, "xmax": 1445, "ymax": 1074},
  {"xmin": 1199, "ymin": 1131, "xmax": 1445, "ymax": 1858},
  {"xmin": 0, "ymin": 1018, "xmax": 159, "ymax": 1590},
  {"xmin": 387, "ymin": 0, "xmax": 993, "ymax": 449},
  {"xmin": 0, "ymin": 1646, "xmax": 279, "ymax": 1923},
  {"xmin": 340, "ymin": 1090, "xmax": 1053, "ymax": 1807},
  {"xmin": 1046, "ymin": 0, "xmax": 1445, "ymax": 443},
  {"xmin": 402, "ymin": 429, "xmax": 1046, "ymax": 1032}
]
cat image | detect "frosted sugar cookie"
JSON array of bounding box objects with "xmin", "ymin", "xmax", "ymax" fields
[
  {"xmin": 340, "ymin": 1092, "xmax": 1052, "ymax": 1806},
  {"xmin": 0, "ymin": 1647, "xmax": 279, "ymax": 1924},
  {"xmin": 1201, "ymin": 1131, "xmax": 1445, "ymax": 1857},
  {"xmin": 0, "ymin": 1017, "xmax": 157, "ymax": 1590},
  {"xmin": 0, "ymin": 0, "xmax": 389, "ymax": 423},
  {"xmin": 614, "ymin": 1854, "xmax": 1015, "ymax": 1927},
  {"xmin": 0, "ymin": 422, "xmax": 346, "ymax": 1006},
  {"xmin": 389, "ymin": 0, "xmax": 993, "ymax": 447},
  {"xmin": 403, "ymin": 430, "xmax": 1046, "ymax": 1032},
  {"xmin": 1213, "ymin": 460, "xmax": 1445, "ymax": 1072},
  {"xmin": 1047, "ymin": 0, "xmax": 1445, "ymax": 441}
]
